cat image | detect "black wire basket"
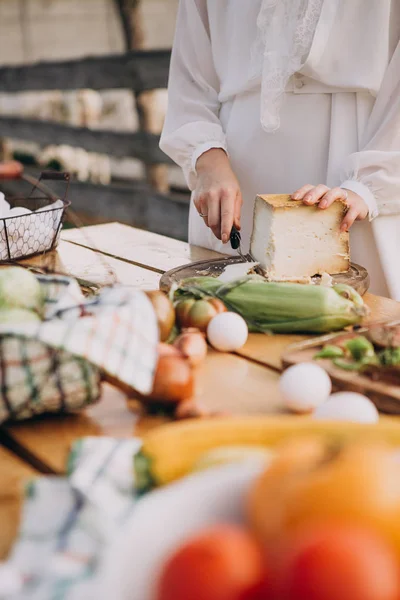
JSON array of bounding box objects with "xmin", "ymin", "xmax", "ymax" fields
[{"xmin": 0, "ymin": 171, "xmax": 70, "ymax": 263}]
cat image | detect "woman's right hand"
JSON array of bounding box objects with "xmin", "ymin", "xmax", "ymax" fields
[{"xmin": 193, "ymin": 148, "xmax": 242, "ymax": 244}]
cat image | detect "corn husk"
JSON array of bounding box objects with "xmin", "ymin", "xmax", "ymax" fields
[{"xmin": 173, "ymin": 276, "xmax": 368, "ymax": 334}]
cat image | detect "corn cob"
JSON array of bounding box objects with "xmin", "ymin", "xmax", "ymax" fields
[
  {"xmin": 134, "ymin": 415, "xmax": 400, "ymax": 492},
  {"xmin": 172, "ymin": 277, "xmax": 367, "ymax": 334}
]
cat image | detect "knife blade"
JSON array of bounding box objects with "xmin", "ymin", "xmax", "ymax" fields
[{"xmin": 229, "ymin": 226, "xmax": 267, "ymax": 277}]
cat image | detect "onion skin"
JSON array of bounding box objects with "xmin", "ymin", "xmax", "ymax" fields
[
  {"xmin": 175, "ymin": 399, "xmax": 208, "ymax": 420},
  {"xmin": 186, "ymin": 300, "xmax": 217, "ymax": 332},
  {"xmin": 175, "ymin": 299, "xmax": 196, "ymax": 328},
  {"xmin": 174, "ymin": 329, "xmax": 208, "ymax": 367},
  {"xmin": 146, "ymin": 291, "xmax": 175, "ymax": 342},
  {"xmin": 148, "ymin": 354, "xmax": 194, "ymax": 404},
  {"xmin": 158, "ymin": 343, "xmax": 182, "ymax": 358},
  {"xmin": 175, "ymin": 298, "xmax": 227, "ymax": 332},
  {"xmin": 208, "ymin": 298, "xmax": 227, "ymax": 315}
]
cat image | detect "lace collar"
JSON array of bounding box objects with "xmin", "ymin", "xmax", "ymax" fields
[{"xmin": 251, "ymin": 0, "xmax": 324, "ymax": 132}]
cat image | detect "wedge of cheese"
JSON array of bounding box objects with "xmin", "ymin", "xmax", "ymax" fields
[{"xmin": 250, "ymin": 194, "xmax": 350, "ymax": 279}]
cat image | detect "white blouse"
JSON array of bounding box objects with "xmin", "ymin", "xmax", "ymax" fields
[{"xmin": 160, "ymin": 0, "xmax": 400, "ymax": 220}]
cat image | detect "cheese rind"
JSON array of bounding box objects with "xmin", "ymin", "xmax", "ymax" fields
[{"xmin": 250, "ymin": 194, "xmax": 350, "ymax": 279}]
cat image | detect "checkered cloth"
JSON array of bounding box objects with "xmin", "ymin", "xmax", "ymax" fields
[
  {"xmin": 2, "ymin": 437, "xmax": 142, "ymax": 599},
  {"xmin": 0, "ymin": 275, "xmax": 159, "ymax": 424}
]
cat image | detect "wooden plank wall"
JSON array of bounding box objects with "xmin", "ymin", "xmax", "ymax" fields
[
  {"xmin": 0, "ymin": 176, "xmax": 188, "ymax": 240},
  {"xmin": 0, "ymin": 3, "xmax": 190, "ymax": 240},
  {"xmin": 0, "ymin": 116, "xmax": 171, "ymax": 164},
  {"xmin": 0, "ymin": 50, "xmax": 171, "ymax": 93}
]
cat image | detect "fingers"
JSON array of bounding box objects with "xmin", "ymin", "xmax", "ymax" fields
[
  {"xmin": 207, "ymin": 190, "xmax": 221, "ymax": 239},
  {"xmin": 292, "ymin": 184, "xmax": 367, "ymax": 232},
  {"xmin": 193, "ymin": 193, "xmax": 201, "ymax": 215},
  {"xmin": 220, "ymin": 190, "xmax": 237, "ymax": 244},
  {"xmin": 341, "ymin": 206, "xmax": 359, "ymax": 232},
  {"xmin": 233, "ymin": 191, "xmax": 242, "ymax": 231},
  {"xmin": 291, "ymin": 184, "xmax": 314, "ymax": 200},
  {"xmin": 199, "ymin": 195, "xmax": 210, "ymax": 227},
  {"xmin": 194, "ymin": 186, "xmax": 241, "ymax": 242},
  {"xmin": 292, "ymin": 184, "xmax": 349, "ymax": 212},
  {"xmin": 302, "ymin": 184, "xmax": 330, "ymax": 205},
  {"xmin": 318, "ymin": 187, "xmax": 347, "ymax": 210},
  {"xmin": 193, "ymin": 192, "xmax": 210, "ymax": 227}
]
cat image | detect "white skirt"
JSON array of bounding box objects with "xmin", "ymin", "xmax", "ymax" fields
[{"xmin": 189, "ymin": 89, "xmax": 396, "ymax": 299}]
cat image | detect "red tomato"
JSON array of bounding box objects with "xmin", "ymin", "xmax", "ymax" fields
[
  {"xmin": 273, "ymin": 523, "xmax": 400, "ymax": 600},
  {"xmin": 156, "ymin": 524, "xmax": 269, "ymax": 600}
]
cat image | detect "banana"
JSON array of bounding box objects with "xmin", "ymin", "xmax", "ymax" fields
[
  {"xmin": 191, "ymin": 445, "xmax": 274, "ymax": 474},
  {"xmin": 134, "ymin": 415, "xmax": 400, "ymax": 492}
]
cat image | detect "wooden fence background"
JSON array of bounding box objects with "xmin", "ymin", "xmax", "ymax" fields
[{"xmin": 0, "ymin": 0, "xmax": 190, "ymax": 240}]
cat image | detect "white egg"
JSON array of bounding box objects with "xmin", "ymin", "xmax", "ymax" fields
[
  {"xmin": 279, "ymin": 363, "xmax": 332, "ymax": 414},
  {"xmin": 207, "ymin": 312, "xmax": 248, "ymax": 352},
  {"xmin": 313, "ymin": 392, "xmax": 379, "ymax": 423}
]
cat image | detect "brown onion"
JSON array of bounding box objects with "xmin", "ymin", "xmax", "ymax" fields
[
  {"xmin": 148, "ymin": 354, "xmax": 194, "ymax": 404},
  {"xmin": 173, "ymin": 329, "xmax": 207, "ymax": 367},
  {"xmin": 176, "ymin": 298, "xmax": 228, "ymax": 332},
  {"xmin": 175, "ymin": 399, "xmax": 208, "ymax": 420},
  {"xmin": 208, "ymin": 298, "xmax": 227, "ymax": 315},
  {"xmin": 175, "ymin": 299, "xmax": 196, "ymax": 328},
  {"xmin": 186, "ymin": 300, "xmax": 217, "ymax": 332},
  {"xmin": 146, "ymin": 291, "xmax": 175, "ymax": 342},
  {"xmin": 158, "ymin": 342, "xmax": 182, "ymax": 358}
]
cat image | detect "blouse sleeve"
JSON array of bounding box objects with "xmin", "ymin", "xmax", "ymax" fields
[
  {"xmin": 341, "ymin": 41, "xmax": 400, "ymax": 220},
  {"xmin": 159, "ymin": 0, "xmax": 227, "ymax": 190}
]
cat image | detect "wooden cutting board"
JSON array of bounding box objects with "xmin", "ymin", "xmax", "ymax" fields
[
  {"xmin": 159, "ymin": 257, "xmax": 370, "ymax": 295},
  {"xmin": 236, "ymin": 293, "xmax": 400, "ymax": 370},
  {"xmin": 282, "ymin": 325, "xmax": 400, "ymax": 414}
]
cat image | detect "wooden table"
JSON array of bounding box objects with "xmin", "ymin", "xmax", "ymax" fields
[{"xmin": 1, "ymin": 221, "xmax": 400, "ymax": 557}]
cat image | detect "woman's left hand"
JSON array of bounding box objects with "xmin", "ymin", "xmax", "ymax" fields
[{"xmin": 291, "ymin": 184, "xmax": 368, "ymax": 232}]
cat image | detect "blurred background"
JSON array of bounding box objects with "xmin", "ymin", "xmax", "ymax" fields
[{"xmin": 0, "ymin": 0, "xmax": 190, "ymax": 240}]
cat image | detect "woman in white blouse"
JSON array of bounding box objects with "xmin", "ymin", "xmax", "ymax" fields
[{"xmin": 160, "ymin": 1, "xmax": 400, "ymax": 300}]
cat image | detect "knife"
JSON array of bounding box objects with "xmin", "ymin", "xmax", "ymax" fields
[{"xmin": 229, "ymin": 226, "xmax": 267, "ymax": 276}]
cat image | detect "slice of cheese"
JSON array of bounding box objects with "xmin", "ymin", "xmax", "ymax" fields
[
  {"xmin": 218, "ymin": 262, "xmax": 259, "ymax": 282},
  {"xmin": 250, "ymin": 194, "xmax": 350, "ymax": 279}
]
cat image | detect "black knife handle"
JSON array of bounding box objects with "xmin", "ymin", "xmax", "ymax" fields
[{"xmin": 230, "ymin": 226, "xmax": 241, "ymax": 250}]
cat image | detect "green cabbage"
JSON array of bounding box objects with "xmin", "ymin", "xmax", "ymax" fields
[
  {"xmin": 0, "ymin": 267, "xmax": 44, "ymax": 314},
  {"xmin": 0, "ymin": 308, "xmax": 41, "ymax": 325}
]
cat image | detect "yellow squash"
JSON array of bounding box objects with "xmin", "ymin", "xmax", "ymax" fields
[{"xmin": 134, "ymin": 415, "xmax": 400, "ymax": 492}]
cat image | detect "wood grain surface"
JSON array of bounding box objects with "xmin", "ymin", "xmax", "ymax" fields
[
  {"xmin": 3, "ymin": 384, "xmax": 137, "ymax": 474},
  {"xmin": 0, "ymin": 447, "xmax": 36, "ymax": 559},
  {"xmin": 62, "ymin": 222, "xmax": 224, "ymax": 272},
  {"xmin": 20, "ymin": 240, "xmax": 161, "ymax": 289},
  {"xmin": 4, "ymin": 355, "xmax": 282, "ymax": 474},
  {"xmin": 0, "ymin": 222, "xmax": 399, "ymax": 558},
  {"xmin": 237, "ymin": 294, "xmax": 400, "ymax": 370},
  {"xmin": 282, "ymin": 333, "xmax": 400, "ymax": 414}
]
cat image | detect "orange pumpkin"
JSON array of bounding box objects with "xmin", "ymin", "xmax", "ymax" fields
[{"xmin": 247, "ymin": 438, "xmax": 400, "ymax": 558}]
